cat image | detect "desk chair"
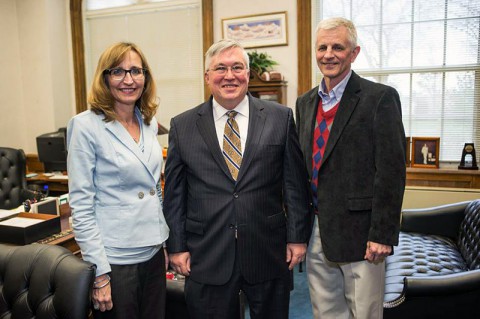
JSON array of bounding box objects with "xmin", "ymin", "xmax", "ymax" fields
[
  {"xmin": 0, "ymin": 147, "xmax": 28, "ymax": 209},
  {"xmin": 0, "ymin": 243, "xmax": 95, "ymax": 319}
]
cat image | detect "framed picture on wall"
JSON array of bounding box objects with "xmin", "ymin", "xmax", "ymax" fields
[
  {"xmin": 221, "ymin": 12, "xmax": 288, "ymax": 48},
  {"xmin": 411, "ymin": 137, "xmax": 440, "ymax": 168}
]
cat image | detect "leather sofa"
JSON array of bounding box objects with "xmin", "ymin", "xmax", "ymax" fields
[
  {"xmin": 0, "ymin": 243, "xmax": 95, "ymax": 319},
  {"xmin": 0, "ymin": 147, "xmax": 28, "ymax": 209},
  {"xmin": 383, "ymin": 200, "xmax": 480, "ymax": 318}
]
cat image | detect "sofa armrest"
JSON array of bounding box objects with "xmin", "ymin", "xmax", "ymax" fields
[
  {"xmin": 404, "ymin": 269, "xmax": 480, "ymax": 297},
  {"xmin": 400, "ymin": 201, "xmax": 471, "ymax": 238}
]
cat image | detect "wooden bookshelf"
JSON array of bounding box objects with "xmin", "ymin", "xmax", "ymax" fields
[{"xmin": 248, "ymin": 71, "xmax": 287, "ymax": 105}]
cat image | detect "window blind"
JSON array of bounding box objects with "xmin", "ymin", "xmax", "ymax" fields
[{"xmin": 314, "ymin": 0, "xmax": 480, "ymax": 161}]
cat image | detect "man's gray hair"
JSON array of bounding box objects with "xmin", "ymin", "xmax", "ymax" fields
[
  {"xmin": 315, "ymin": 17, "xmax": 357, "ymax": 48},
  {"xmin": 204, "ymin": 39, "xmax": 250, "ymax": 73}
]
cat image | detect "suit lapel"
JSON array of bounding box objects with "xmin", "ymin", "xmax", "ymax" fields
[
  {"xmin": 139, "ymin": 109, "xmax": 153, "ymax": 163},
  {"xmin": 195, "ymin": 99, "xmax": 232, "ymax": 179},
  {"xmin": 104, "ymin": 108, "xmax": 156, "ymax": 181},
  {"xmin": 304, "ymin": 89, "xmax": 320, "ymax": 177},
  {"xmin": 321, "ymin": 72, "xmax": 361, "ymax": 165},
  {"xmin": 236, "ymin": 95, "xmax": 266, "ymax": 182}
]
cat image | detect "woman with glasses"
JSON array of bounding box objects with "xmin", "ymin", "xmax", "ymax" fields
[{"xmin": 67, "ymin": 42, "xmax": 169, "ymax": 319}]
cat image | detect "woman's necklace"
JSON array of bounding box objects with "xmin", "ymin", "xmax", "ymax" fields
[{"xmin": 119, "ymin": 116, "xmax": 140, "ymax": 143}]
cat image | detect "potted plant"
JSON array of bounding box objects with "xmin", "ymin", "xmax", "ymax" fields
[{"xmin": 247, "ymin": 50, "xmax": 278, "ymax": 76}]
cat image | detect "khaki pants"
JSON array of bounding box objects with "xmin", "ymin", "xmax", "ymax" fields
[{"xmin": 306, "ymin": 217, "xmax": 385, "ymax": 319}]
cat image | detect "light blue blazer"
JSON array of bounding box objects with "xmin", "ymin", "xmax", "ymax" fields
[{"xmin": 67, "ymin": 108, "xmax": 169, "ymax": 275}]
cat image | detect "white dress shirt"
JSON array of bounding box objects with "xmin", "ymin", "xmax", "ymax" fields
[{"xmin": 212, "ymin": 96, "xmax": 249, "ymax": 154}]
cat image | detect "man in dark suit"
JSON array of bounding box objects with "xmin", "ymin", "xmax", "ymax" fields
[
  {"xmin": 295, "ymin": 18, "xmax": 406, "ymax": 319},
  {"xmin": 163, "ymin": 39, "xmax": 312, "ymax": 319}
]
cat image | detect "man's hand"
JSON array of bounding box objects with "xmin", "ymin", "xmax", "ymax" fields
[
  {"xmin": 169, "ymin": 252, "xmax": 191, "ymax": 276},
  {"xmin": 286, "ymin": 243, "xmax": 307, "ymax": 270},
  {"xmin": 364, "ymin": 241, "xmax": 391, "ymax": 263}
]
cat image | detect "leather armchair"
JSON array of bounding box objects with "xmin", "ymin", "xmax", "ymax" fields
[
  {"xmin": 383, "ymin": 200, "xmax": 480, "ymax": 318},
  {"xmin": 0, "ymin": 147, "xmax": 28, "ymax": 209},
  {"xmin": 0, "ymin": 243, "xmax": 95, "ymax": 319}
]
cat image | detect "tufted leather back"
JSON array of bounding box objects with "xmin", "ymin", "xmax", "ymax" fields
[
  {"xmin": 0, "ymin": 243, "xmax": 95, "ymax": 319},
  {"xmin": 0, "ymin": 147, "xmax": 27, "ymax": 209},
  {"xmin": 457, "ymin": 200, "xmax": 480, "ymax": 270}
]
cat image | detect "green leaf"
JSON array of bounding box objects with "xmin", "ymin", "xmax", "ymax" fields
[{"xmin": 247, "ymin": 50, "xmax": 278, "ymax": 75}]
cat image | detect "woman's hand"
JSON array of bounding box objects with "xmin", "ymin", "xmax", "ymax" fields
[{"xmin": 92, "ymin": 274, "xmax": 113, "ymax": 312}]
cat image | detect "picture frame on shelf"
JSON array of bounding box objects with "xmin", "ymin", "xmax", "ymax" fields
[
  {"xmin": 221, "ymin": 12, "xmax": 288, "ymax": 49},
  {"xmin": 411, "ymin": 137, "xmax": 440, "ymax": 169}
]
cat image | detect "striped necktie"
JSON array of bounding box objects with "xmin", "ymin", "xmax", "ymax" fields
[{"xmin": 223, "ymin": 111, "xmax": 242, "ymax": 181}]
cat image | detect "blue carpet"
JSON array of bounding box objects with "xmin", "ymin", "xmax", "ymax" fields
[
  {"xmin": 244, "ymin": 264, "xmax": 313, "ymax": 319},
  {"xmin": 289, "ymin": 264, "xmax": 313, "ymax": 319}
]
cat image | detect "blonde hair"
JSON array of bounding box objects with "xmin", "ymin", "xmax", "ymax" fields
[
  {"xmin": 315, "ymin": 17, "xmax": 358, "ymax": 48},
  {"xmin": 88, "ymin": 42, "xmax": 158, "ymax": 124}
]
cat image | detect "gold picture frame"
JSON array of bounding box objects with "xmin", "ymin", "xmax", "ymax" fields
[
  {"xmin": 411, "ymin": 137, "xmax": 440, "ymax": 169},
  {"xmin": 221, "ymin": 12, "xmax": 288, "ymax": 49}
]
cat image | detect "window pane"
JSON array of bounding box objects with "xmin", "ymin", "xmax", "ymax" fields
[
  {"xmin": 321, "ymin": 0, "xmax": 350, "ymax": 19},
  {"xmin": 352, "ymin": 0, "xmax": 380, "ymax": 26},
  {"xmin": 382, "ymin": 24, "xmax": 412, "ymax": 68},
  {"xmin": 414, "ymin": 0, "xmax": 446, "ymax": 21},
  {"xmin": 87, "ymin": 0, "xmax": 135, "ymax": 10},
  {"xmin": 384, "ymin": 0, "xmax": 413, "ymax": 24},
  {"xmin": 412, "ymin": 21, "xmax": 445, "ymax": 66},
  {"xmin": 447, "ymin": 0, "xmax": 480, "ymax": 18},
  {"xmin": 411, "ymin": 73, "xmax": 443, "ymax": 134},
  {"xmin": 355, "ymin": 26, "xmax": 380, "ymax": 68},
  {"xmin": 445, "ymin": 18, "xmax": 479, "ymax": 65},
  {"xmin": 443, "ymin": 71, "xmax": 476, "ymax": 160},
  {"xmin": 386, "ymin": 74, "xmax": 412, "ymax": 127}
]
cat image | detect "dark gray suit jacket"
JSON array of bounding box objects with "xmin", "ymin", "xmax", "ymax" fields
[
  {"xmin": 295, "ymin": 71, "xmax": 406, "ymax": 263},
  {"xmin": 164, "ymin": 94, "xmax": 312, "ymax": 285}
]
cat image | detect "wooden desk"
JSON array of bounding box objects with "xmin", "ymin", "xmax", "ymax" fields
[
  {"xmin": 406, "ymin": 167, "xmax": 480, "ymax": 189},
  {"xmin": 0, "ymin": 204, "xmax": 80, "ymax": 255},
  {"xmin": 37, "ymin": 203, "xmax": 80, "ymax": 256},
  {"xmin": 27, "ymin": 173, "xmax": 69, "ymax": 194}
]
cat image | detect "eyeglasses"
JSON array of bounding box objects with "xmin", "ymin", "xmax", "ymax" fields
[
  {"xmin": 208, "ymin": 65, "xmax": 246, "ymax": 75},
  {"xmin": 104, "ymin": 68, "xmax": 147, "ymax": 81}
]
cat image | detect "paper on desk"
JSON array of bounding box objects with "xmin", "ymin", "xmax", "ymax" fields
[
  {"xmin": 49, "ymin": 175, "xmax": 68, "ymax": 180},
  {"xmin": 0, "ymin": 217, "xmax": 44, "ymax": 227},
  {"xmin": 0, "ymin": 210, "xmax": 18, "ymax": 219},
  {"xmin": 11, "ymin": 205, "xmax": 25, "ymax": 213}
]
